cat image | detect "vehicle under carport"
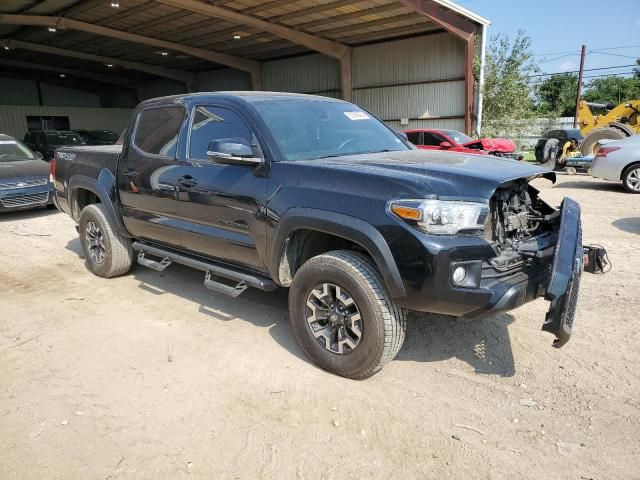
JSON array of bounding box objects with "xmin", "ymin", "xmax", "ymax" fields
[{"xmin": 0, "ymin": 0, "xmax": 490, "ymax": 141}]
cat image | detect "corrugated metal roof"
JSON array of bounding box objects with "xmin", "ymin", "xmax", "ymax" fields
[{"xmin": 0, "ymin": 0, "xmax": 488, "ymax": 81}]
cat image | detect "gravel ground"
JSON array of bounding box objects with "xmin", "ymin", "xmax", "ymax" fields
[{"xmin": 1, "ymin": 174, "xmax": 639, "ymax": 480}]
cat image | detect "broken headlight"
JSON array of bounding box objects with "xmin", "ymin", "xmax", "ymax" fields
[{"xmin": 390, "ymin": 199, "xmax": 489, "ymax": 235}]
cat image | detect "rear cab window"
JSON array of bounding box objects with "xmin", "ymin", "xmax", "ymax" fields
[{"xmin": 133, "ymin": 106, "xmax": 185, "ymax": 157}]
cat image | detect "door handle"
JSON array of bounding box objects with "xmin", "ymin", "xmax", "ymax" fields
[{"xmin": 177, "ymin": 175, "xmax": 198, "ymax": 188}]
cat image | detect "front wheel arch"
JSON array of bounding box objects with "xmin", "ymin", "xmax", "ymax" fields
[{"xmin": 270, "ymin": 209, "xmax": 406, "ymax": 299}]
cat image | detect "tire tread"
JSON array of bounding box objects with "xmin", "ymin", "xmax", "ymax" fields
[{"xmin": 290, "ymin": 250, "xmax": 406, "ymax": 379}]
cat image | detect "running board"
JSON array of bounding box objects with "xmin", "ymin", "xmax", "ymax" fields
[
  {"xmin": 137, "ymin": 251, "xmax": 171, "ymax": 272},
  {"xmin": 131, "ymin": 241, "xmax": 277, "ymax": 292},
  {"xmin": 204, "ymin": 271, "xmax": 247, "ymax": 298}
]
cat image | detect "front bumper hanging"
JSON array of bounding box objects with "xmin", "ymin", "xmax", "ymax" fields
[{"xmin": 542, "ymin": 197, "xmax": 583, "ymax": 347}]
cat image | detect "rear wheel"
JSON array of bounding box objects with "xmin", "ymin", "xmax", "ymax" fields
[
  {"xmin": 79, "ymin": 204, "xmax": 133, "ymax": 278},
  {"xmin": 580, "ymin": 127, "xmax": 626, "ymax": 156},
  {"xmin": 622, "ymin": 165, "xmax": 640, "ymax": 194},
  {"xmin": 288, "ymin": 250, "xmax": 406, "ymax": 379}
]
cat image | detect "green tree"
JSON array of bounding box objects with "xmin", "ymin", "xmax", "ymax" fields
[
  {"xmin": 583, "ymin": 76, "xmax": 640, "ymax": 104},
  {"xmin": 634, "ymin": 58, "xmax": 640, "ymax": 81},
  {"xmin": 481, "ymin": 31, "xmax": 537, "ymax": 139},
  {"xmin": 535, "ymin": 73, "xmax": 578, "ymax": 117}
]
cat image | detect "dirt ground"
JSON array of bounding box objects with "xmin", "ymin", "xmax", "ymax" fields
[{"xmin": 1, "ymin": 174, "xmax": 639, "ymax": 480}]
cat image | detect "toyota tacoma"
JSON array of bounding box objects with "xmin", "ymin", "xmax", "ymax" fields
[{"xmin": 51, "ymin": 92, "xmax": 583, "ymax": 379}]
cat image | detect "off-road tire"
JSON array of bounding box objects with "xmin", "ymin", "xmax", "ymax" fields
[
  {"xmin": 580, "ymin": 127, "xmax": 626, "ymax": 156},
  {"xmin": 79, "ymin": 204, "xmax": 133, "ymax": 278},
  {"xmin": 622, "ymin": 164, "xmax": 640, "ymax": 194},
  {"xmin": 289, "ymin": 250, "xmax": 406, "ymax": 379}
]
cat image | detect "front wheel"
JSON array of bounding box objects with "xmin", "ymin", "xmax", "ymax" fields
[
  {"xmin": 622, "ymin": 165, "xmax": 640, "ymax": 193},
  {"xmin": 79, "ymin": 204, "xmax": 133, "ymax": 277},
  {"xmin": 288, "ymin": 250, "xmax": 406, "ymax": 379}
]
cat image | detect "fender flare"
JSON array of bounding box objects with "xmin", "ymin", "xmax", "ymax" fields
[
  {"xmin": 68, "ymin": 172, "xmax": 130, "ymax": 237},
  {"xmin": 270, "ymin": 208, "xmax": 406, "ymax": 298}
]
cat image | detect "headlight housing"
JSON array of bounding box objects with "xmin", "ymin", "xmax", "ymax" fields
[{"xmin": 390, "ymin": 199, "xmax": 489, "ymax": 235}]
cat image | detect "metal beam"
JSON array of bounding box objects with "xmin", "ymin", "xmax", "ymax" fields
[
  {"xmin": 0, "ymin": 58, "xmax": 141, "ymax": 89},
  {"xmin": 464, "ymin": 34, "xmax": 474, "ymax": 135},
  {"xmin": 156, "ymin": 0, "xmax": 350, "ymax": 60},
  {"xmin": 1, "ymin": 39, "xmax": 196, "ymax": 85},
  {"xmin": 398, "ymin": 0, "xmax": 477, "ymax": 41},
  {"xmin": 0, "ymin": 13, "xmax": 262, "ymax": 87}
]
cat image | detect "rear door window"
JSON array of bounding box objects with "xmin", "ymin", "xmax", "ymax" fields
[{"xmin": 134, "ymin": 106, "xmax": 185, "ymax": 157}]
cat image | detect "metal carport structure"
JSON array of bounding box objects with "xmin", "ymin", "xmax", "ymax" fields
[{"xmin": 0, "ymin": 0, "xmax": 489, "ymax": 135}]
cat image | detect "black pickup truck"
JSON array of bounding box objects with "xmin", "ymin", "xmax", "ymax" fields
[{"xmin": 52, "ymin": 92, "xmax": 583, "ymax": 379}]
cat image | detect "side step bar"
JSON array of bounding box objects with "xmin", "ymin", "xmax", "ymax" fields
[
  {"xmin": 137, "ymin": 251, "xmax": 171, "ymax": 271},
  {"xmin": 132, "ymin": 241, "xmax": 277, "ymax": 294}
]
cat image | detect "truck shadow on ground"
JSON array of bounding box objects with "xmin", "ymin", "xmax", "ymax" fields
[
  {"xmin": 64, "ymin": 237, "xmax": 517, "ymax": 376},
  {"xmin": 553, "ymin": 180, "xmax": 623, "ymax": 193},
  {"xmin": 396, "ymin": 312, "xmax": 516, "ymax": 377},
  {"xmin": 612, "ymin": 217, "xmax": 640, "ymax": 235}
]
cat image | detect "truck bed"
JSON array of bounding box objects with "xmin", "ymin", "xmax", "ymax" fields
[{"xmin": 53, "ymin": 145, "xmax": 122, "ymax": 217}]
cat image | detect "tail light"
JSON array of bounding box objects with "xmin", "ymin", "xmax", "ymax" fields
[
  {"xmin": 595, "ymin": 146, "xmax": 620, "ymax": 158},
  {"xmin": 49, "ymin": 157, "xmax": 56, "ymax": 183}
]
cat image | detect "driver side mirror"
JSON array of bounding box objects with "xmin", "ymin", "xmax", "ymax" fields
[
  {"xmin": 206, "ymin": 138, "xmax": 263, "ymax": 166},
  {"xmin": 440, "ymin": 141, "xmax": 453, "ymax": 149}
]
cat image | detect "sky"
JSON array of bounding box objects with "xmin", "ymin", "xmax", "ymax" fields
[{"xmin": 455, "ymin": 0, "xmax": 640, "ymax": 81}]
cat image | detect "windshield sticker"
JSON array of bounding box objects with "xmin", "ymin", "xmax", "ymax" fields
[{"xmin": 344, "ymin": 111, "xmax": 370, "ymax": 121}]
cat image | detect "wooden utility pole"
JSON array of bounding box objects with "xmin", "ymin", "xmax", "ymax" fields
[{"xmin": 573, "ymin": 45, "xmax": 587, "ymax": 128}]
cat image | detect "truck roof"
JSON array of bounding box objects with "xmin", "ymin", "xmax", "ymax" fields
[{"xmin": 138, "ymin": 91, "xmax": 346, "ymax": 108}]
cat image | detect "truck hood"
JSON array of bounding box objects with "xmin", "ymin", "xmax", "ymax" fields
[
  {"xmin": 293, "ymin": 150, "xmax": 554, "ymax": 201},
  {"xmin": 462, "ymin": 137, "xmax": 517, "ymax": 153},
  {"xmin": 0, "ymin": 159, "xmax": 49, "ymax": 180}
]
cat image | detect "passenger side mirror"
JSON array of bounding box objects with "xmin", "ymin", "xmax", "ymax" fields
[
  {"xmin": 206, "ymin": 139, "xmax": 263, "ymax": 166},
  {"xmin": 440, "ymin": 141, "xmax": 453, "ymax": 149}
]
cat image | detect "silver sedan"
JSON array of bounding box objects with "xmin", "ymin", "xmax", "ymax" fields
[{"xmin": 590, "ymin": 134, "xmax": 640, "ymax": 193}]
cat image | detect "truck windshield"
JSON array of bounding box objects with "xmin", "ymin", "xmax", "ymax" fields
[
  {"xmin": 46, "ymin": 132, "xmax": 85, "ymax": 145},
  {"xmin": 0, "ymin": 140, "xmax": 36, "ymax": 162},
  {"xmin": 252, "ymin": 99, "xmax": 409, "ymax": 161}
]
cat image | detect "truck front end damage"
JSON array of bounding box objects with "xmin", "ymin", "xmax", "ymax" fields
[
  {"xmin": 391, "ymin": 174, "xmax": 582, "ymax": 348},
  {"xmin": 472, "ymin": 180, "xmax": 583, "ymax": 346}
]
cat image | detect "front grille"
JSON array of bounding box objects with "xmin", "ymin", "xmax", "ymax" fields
[
  {"xmin": 0, "ymin": 178, "xmax": 48, "ymax": 190},
  {"xmin": 0, "ymin": 191, "xmax": 49, "ymax": 208}
]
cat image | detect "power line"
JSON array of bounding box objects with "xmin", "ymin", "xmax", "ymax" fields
[
  {"xmin": 527, "ymin": 64, "xmax": 637, "ymax": 78},
  {"xmin": 589, "ymin": 51, "xmax": 639, "ymax": 59},
  {"xmin": 532, "ymin": 45, "xmax": 640, "ymax": 57},
  {"xmin": 528, "ymin": 71, "xmax": 636, "ymax": 85},
  {"xmin": 533, "ymin": 53, "xmax": 579, "ymax": 66}
]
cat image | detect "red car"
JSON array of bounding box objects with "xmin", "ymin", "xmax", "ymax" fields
[{"xmin": 404, "ymin": 129, "xmax": 522, "ymax": 160}]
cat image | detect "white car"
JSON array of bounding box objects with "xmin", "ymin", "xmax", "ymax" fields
[{"xmin": 590, "ymin": 134, "xmax": 640, "ymax": 193}]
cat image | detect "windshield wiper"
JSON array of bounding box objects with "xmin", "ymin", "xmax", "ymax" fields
[{"xmin": 314, "ymin": 149, "xmax": 398, "ymax": 160}]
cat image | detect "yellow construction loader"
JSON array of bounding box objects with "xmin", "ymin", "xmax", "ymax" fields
[{"xmin": 577, "ymin": 100, "xmax": 640, "ymax": 155}]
